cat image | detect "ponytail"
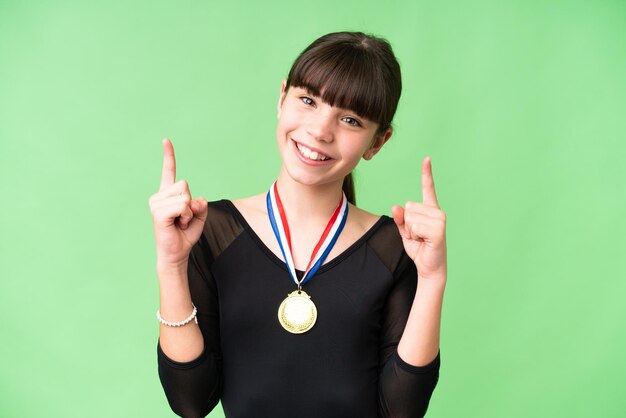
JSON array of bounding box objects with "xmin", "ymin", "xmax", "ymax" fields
[{"xmin": 342, "ymin": 173, "xmax": 356, "ymax": 205}]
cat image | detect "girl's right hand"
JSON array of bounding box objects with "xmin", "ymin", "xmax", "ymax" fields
[{"xmin": 149, "ymin": 138, "xmax": 209, "ymax": 269}]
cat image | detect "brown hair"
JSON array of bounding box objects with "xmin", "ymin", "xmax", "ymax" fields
[{"xmin": 284, "ymin": 31, "xmax": 402, "ymax": 205}]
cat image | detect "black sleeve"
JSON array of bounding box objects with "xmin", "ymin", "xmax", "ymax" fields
[
  {"xmin": 378, "ymin": 252, "xmax": 441, "ymax": 418},
  {"xmin": 156, "ymin": 232, "xmax": 223, "ymax": 418}
]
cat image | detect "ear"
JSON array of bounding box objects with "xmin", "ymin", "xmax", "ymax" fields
[
  {"xmin": 277, "ymin": 79, "xmax": 287, "ymax": 119},
  {"xmin": 363, "ymin": 127, "xmax": 393, "ymax": 160}
]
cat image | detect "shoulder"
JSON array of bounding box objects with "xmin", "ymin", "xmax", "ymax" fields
[
  {"xmin": 347, "ymin": 204, "xmax": 387, "ymax": 233},
  {"xmin": 203, "ymin": 193, "xmax": 264, "ymax": 225},
  {"xmin": 230, "ymin": 193, "xmax": 267, "ymax": 218},
  {"xmin": 202, "ymin": 198, "xmax": 239, "ymax": 228},
  {"xmin": 346, "ymin": 204, "xmax": 400, "ymax": 245},
  {"xmin": 349, "ymin": 205, "xmax": 407, "ymax": 274},
  {"xmin": 199, "ymin": 198, "xmax": 246, "ymax": 257}
]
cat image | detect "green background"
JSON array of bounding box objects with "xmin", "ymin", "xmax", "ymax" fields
[{"xmin": 1, "ymin": 0, "xmax": 624, "ymax": 417}]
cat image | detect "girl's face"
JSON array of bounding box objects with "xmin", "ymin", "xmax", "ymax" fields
[{"xmin": 276, "ymin": 81, "xmax": 392, "ymax": 188}]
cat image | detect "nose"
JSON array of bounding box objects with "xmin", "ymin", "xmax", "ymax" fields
[{"xmin": 306, "ymin": 109, "xmax": 334, "ymax": 143}]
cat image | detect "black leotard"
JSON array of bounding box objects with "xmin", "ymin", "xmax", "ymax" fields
[{"xmin": 157, "ymin": 199, "xmax": 440, "ymax": 418}]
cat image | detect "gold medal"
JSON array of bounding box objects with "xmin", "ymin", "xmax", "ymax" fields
[
  {"xmin": 277, "ymin": 290, "xmax": 317, "ymax": 334},
  {"xmin": 268, "ymin": 180, "xmax": 348, "ymax": 334}
]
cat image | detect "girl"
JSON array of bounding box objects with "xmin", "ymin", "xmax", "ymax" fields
[{"xmin": 150, "ymin": 31, "xmax": 447, "ymax": 418}]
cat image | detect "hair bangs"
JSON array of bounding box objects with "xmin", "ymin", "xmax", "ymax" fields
[{"xmin": 287, "ymin": 43, "xmax": 391, "ymax": 130}]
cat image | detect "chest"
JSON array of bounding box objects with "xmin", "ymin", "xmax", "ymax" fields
[{"xmin": 212, "ymin": 230, "xmax": 396, "ymax": 347}]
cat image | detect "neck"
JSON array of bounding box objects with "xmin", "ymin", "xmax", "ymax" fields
[{"xmin": 274, "ymin": 166, "xmax": 345, "ymax": 224}]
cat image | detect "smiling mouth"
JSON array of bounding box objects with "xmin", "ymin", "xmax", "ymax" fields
[{"xmin": 293, "ymin": 140, "xmax": 332, "ymax": 161}]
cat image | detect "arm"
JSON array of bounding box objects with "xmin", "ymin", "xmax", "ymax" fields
[
  {"xmin": 157, "ymin": 239, "xmax": 222, "ymax": 418},
  {"xmin": 158, "ymin": 262, "xmax": 204, "ymax": 362},
  {"xmin": 380, "ymin": 155, "xmax": 447, "ymax": 416},
  {"xmin": 378, "ymin": 255, "xmax": 441, "ymax": 418},
  {"xmin": 150, "ymin": 139, "xmax": 222, "ymax": 417},
  {"xmin": 389, "ymin": 154, "xmax": 447, "ymax": 371},
  {"xmin": 397, "ymin": 271, "xmax": 446, "ymax": 367}
]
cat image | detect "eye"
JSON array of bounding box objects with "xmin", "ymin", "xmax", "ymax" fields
[
  {"xmin": 343, "ymin": 116, "xmax": 362, "ymax": 127},
  {"xmin": 300, "ymin": 96, "xmax": 315, "ymax": 106}
]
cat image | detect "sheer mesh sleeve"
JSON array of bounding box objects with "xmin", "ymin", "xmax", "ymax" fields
[
  {"xmin": 376, "ymin": 233, "xmax": 441, "ymax": 418},
  {"xmin": 156, "ymin": 200, "xmax": 242, "ymax": 418}
]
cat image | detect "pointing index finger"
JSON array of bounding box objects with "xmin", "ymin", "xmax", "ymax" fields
[
  {"xmin": 160, "ymin": 138, "xmax": 176, "ymax": 190},
  {"xmin": 422, "ymin": 156, "xmax": 440, "ymax": 208}
]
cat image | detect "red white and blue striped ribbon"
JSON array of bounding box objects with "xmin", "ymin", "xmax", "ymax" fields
[{"xmin": 266, "ymin": 180, "xmax": 348, "ymax": 288}]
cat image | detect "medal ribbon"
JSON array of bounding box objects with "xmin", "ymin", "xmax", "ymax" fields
[{"xmin": 266, "ymin": 180, "xmax": 348, "ymax": 288}]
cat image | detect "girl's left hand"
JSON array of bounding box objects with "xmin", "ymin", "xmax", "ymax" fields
[{"xmin": 391, "ymin": 157, "xmax": 447, "ymax": 281}]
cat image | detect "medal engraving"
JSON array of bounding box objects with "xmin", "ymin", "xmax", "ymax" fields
[{"xmin": 278, "ymin": 290, "xmax": 317, "ymax": 334}]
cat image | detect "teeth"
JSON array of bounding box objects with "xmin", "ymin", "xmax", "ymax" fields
[{"xmin": 296, "ymin": 142, "xmax": 329, "ymax": 161}]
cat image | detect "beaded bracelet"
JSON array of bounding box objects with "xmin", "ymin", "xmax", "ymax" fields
[{"xmin": 157, "ymin": 303, "xmax": 198, "ymax": 327}]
